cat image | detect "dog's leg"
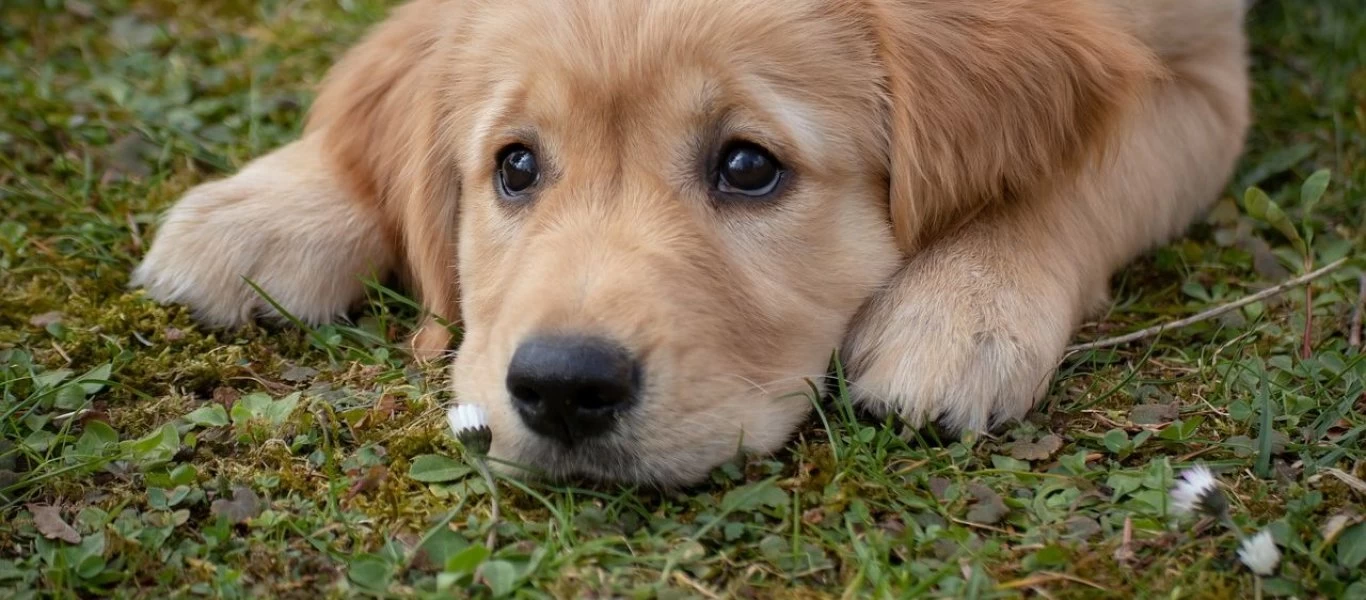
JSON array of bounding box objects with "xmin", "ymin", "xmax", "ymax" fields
[
  {"xmin": 843, "ymin": 13, "xmax": 1251, "ymax": 432},
  {"xmin": 134, "ymin": 0, "xmax": 457, "ymax": 355},
  {"xmin": 132, "ymin": 133, "xmax": 397, "ymax": 328}
]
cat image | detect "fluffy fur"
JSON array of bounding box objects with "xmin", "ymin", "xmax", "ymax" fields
[{"xmin": 133, "ymin": 0, "xmax": 1251, "ymax": 484}]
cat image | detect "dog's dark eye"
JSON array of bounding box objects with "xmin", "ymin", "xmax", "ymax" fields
[
  {"xmin": 716, "ymin": 142, "xmax": 782, "ymax": 197},
  {"xmin": 497, "ymin": 144, "xmax": 539, "ymax": 197}
]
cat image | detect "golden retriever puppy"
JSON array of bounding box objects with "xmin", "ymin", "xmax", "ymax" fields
[{"xmin": 132, "ymin": 0, "xmax": 1251, "ymax": 484}]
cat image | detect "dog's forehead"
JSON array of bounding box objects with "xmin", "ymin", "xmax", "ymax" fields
[
  {"xmin": 473, "ymin": 2, "xmax": 874, "ymax": 94},
  {"xmin": 458, "ymin": 0, "xmax": 886, "ymax": 165},
  {"xmin": 472, "ymin": 0, "xmax": 840, "ymax": 58}
]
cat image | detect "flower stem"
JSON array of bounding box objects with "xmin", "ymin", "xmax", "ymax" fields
[
  {"xmin": 473, "ymin": 457, "xmax": 501, "ymax": 550},
  {"xmin": 1219, "ymin": 512, "xmax": 1245, "ymax": 541}
]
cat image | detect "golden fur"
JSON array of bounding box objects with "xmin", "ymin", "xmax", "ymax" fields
[{"xmin": 133, "ymin": 0, "xmax": 1251, "ymax": 484}]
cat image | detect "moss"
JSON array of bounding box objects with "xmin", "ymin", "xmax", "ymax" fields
[{"xmin": 2, "ymin": 0, "xmax": 1364, "ymax": 596}]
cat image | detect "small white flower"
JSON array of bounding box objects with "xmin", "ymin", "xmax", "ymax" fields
[
  {"xmin": 1171, "ymin": 464, "xmax": 1224, "ymax": 517},
  {"xmin": 447, "ymin": 404, "xmax": 488, "ymax": 433},
  {"xmin": 1238, "ymin": 529, "xmax": 1281, "ymax": 576},
  {"xmin": 446, "ymin": 404, "xmax": 492, "ymax": 454}
]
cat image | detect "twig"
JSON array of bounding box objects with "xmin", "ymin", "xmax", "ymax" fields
[
  {"xmin": 1067, "ymin": 257, "xmax": 1350, "ymax": 353},
  {"xmin": 1176, "ymin": 445, "xmax": 1219, "ymax": 463},
  {"xmin": 673, "ymin": 572, "xmax": 723, "ymax": 600},
  {"xmin": 949, "ymin": 517, "xmax": 1014, "ymax": 535},
  {"xmin": 1112, "ymin": 516, "xmax": 1135, "ymax": 564},
  {"xmin": 126, "ymin": 211, "xmax": 143, "ymax": 251},
  {"xmin": 997, "ymin": 572, "xmax": 1106, "ymax": 591},
  {"xmin": 1350, "ymin": 273, "xmax": 1365, "ymax": 349},
  {"xmin": 1313, "ymin": 468, "xmax": 1366, "ymax": 496},
  {"xmin": 50, "ymin": 341, "xmax": 72, "ymax": 364}
]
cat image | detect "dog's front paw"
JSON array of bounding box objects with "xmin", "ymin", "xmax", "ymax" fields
[
  {"xmin": 131, "ymin": 137, "xmax": 394, "ymax": 328},
  {"xmin": 842, "ymin": 246, "xmax": 1083, "ymax": 433}
]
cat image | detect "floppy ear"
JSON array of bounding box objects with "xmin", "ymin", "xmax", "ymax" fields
[
  {"xmin": 867, "ymin": 0, "xmax": 1160, "ymax": 250},
  {"xmin": 305, "ymin": 0, "xmax": 462, "ymax": 358}
]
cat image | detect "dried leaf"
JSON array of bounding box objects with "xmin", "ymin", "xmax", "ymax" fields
[
  {"xmin": 211, "ymin": 387, "xmax": 240, "ymax": 408},
  {"xmin": 210, "ymin": 486, "xmax": 262, "ymax": 524},
  {"xmin": 1321, "ymin": 468, "xmax": 1366, "ymax": 495},
  {"xmin": 346, "ymin": 465, "xmax": 389, "ymax": 500},
  {"xmin": 965, "ymin": 483, "xmax": 1009, "ymax": 525},
  {"xmin": 101, "ymin": 133, "xmax": 155, "ymax": 179},
  {"xmin": 372, "ymin": 395, "xmax": 398, "ymax": 421},
  {"xmin": 928, "ymin": 477, "xmax": 952, "ymax": 501},
  {"xmin": 28, "ymin": 311, "xmax": 63, "ymax": 328},
  {"xmin": 65, "ymin": 0, "xmax": 95, "ymax": 18},
  {"xmin": 1241, "ymin": 236, "xmax": 1291, "ymax": 280},
  {"xmin": 880, "ymin": 516, "xmax": 905, "ymax": 536},
  {"xmin": 280, "ymin": 365, "xmax": 319, "ymax": 383},
  {"xmin": 28, "ymin": 504, "xmax": 81, "ymax": 544},
  {"xmin": 1130, "ymin": 403, "xmax": 1179, "ymax": 425},
  {"xmin": 1322, "ymin": 512, "xmax": 1362, "ymax": 544},
  {"xmin": 1064, "ymin": 516, "xmax": 1102, "ymax": 539},
  {"xmin": 1007, "ymin": 434, "xmax": 1063, "ymax": 461}
]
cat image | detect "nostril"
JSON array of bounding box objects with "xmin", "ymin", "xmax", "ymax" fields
[
  {"xmin": 575, "ymin": 384, "xmax": 626, "ymax": 411},
  {"xmin": 510, "ymin": 384, "xmax": 541, "ymax": 405}
]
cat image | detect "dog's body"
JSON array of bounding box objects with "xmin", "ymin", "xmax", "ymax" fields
[{"xmin": 133, "ymin": 0, "xmax": 1251, "ymax": 484}]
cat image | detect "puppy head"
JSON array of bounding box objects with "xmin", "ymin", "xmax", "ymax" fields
[
  {"xmin": 443, "ymin": 0, "xmax": 900, "ymax": 484},
  {"xmin": 326, "ymin": 0, "xmax": 1153, "ymax": 484}
]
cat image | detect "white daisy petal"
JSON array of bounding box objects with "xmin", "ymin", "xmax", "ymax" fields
[
  {"xmin": 446, "ymin": 404, "xmax": 489, "ymax": 436},
  {"xmin": 446, "ymin": 404, "xmax": 493, "ymax": 455},
  {"xmin": 1238, "ymin": 530, "xmax": 1281, "ymax": 576},
  {"xmin": 446, "ymin": 406, "xmax": 465, "ymax": 437},
  {"xmin": 1170, "ymin": 464, "xmax": 1221, "ymax": 517}
]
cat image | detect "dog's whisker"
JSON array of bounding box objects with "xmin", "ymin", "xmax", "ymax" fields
[{"xmin": 701, "ymin": 371, "xmax": 883, "ymax": 404}]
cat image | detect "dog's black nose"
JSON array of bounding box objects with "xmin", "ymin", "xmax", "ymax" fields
[{"xmin": 506, "ymin": 335, "xmax": 639, "ymax": 445}]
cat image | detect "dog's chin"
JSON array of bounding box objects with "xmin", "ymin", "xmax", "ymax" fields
[{"xmin": 487, "ymin": 429, "xmax": 736, "ymax": 487}]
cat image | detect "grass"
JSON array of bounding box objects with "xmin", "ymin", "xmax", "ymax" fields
[{"xmin": 1, "ymin": 0, "xmax": 1364, "ymax": 597}]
